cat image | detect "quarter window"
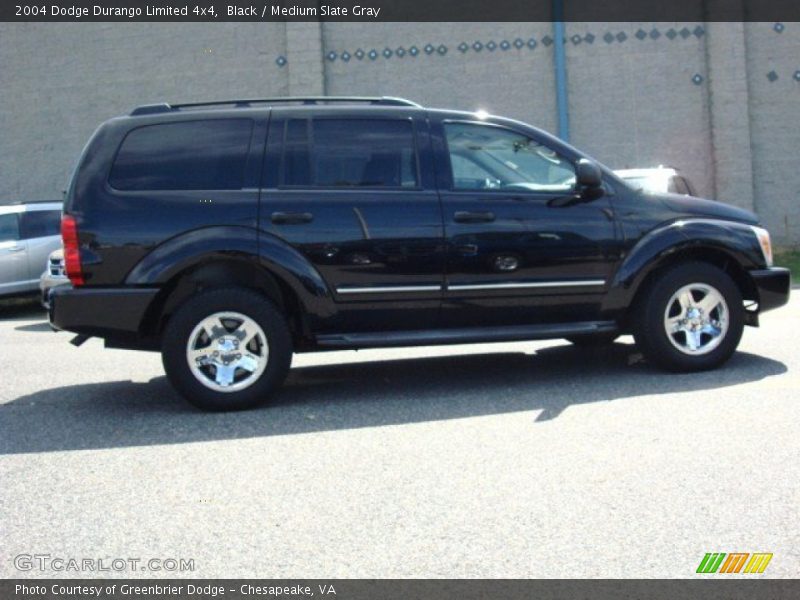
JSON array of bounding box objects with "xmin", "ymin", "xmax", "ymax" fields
[
  {"xmin": 445, "ymin": 123, "xmax": 575, "ymax": 192},
  {"xmin": 281, "ymin": 119, "xmax": 418, "ymax": 188},
  {"xmin": 110, "ymin": 120, "xmax": 253, "ymax": 191}
]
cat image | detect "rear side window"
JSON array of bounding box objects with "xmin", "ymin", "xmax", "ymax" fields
[
  {"xmin": 281, "ymin": 119, "xmax": 418, "ymax": 188},
  {"xmin": 109, "ymin": 120, "xmax": 253, "ymax": 191},
  {"xmin": 20, "ymin": 210, "xmax": 61, "ymax": 239},
  {"xmin": 0, "ymin": 214, "xmax": 19, "ymax": 242}
]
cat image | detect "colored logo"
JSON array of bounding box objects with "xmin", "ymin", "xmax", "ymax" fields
[{"xmin": 696, "ymin": 552, "xmax": 773, "ymax": 574}]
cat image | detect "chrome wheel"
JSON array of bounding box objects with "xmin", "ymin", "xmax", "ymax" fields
[
  {"xmin": 185, "ymin": 311, "xmax": 268, "ymax": 393},
  {"xmin": 663, "ymin": 283, "xmax": 729, "ymax": 356}
]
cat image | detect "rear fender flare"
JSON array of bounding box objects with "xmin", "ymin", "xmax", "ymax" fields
[{"xmin": 125, "ymin": 226, "xmax": 335, "ymax": 319}]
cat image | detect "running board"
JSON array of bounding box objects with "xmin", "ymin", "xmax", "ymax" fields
[{"xmin": 316, "ymin": 321, "xmax": 618, "ymax": 349}]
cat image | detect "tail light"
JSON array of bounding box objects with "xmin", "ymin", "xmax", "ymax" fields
[{"xmin": 61, "ymin": 215, "xmax": 85, "ymax": 286}]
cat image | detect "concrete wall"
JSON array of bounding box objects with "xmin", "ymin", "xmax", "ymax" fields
[
  {"xmin": 745, "ymin": 22, "xmax": 800, "ymax": 244},
  {"xmin": 0, "ymin": 21, "xmax": 797, "ymax": 244},
  {"xmin": 564, "ymin": 22, "xmax": 714, "ymax": 202},
  {"xmin": 0, "ymin": 23, "xmax": 288, "ymax": 199}
]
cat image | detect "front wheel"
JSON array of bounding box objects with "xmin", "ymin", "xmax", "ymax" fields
[
  {"xmin": 634, "ymin": 262, "xmax": 744, "ymax": 372},
  {"xmin": 162, "ymin": 288, "xmax": 292, "ymax": 411}
]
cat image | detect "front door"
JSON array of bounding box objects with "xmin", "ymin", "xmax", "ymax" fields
[
  {"xmin": 435, "ymin": 119, "xmax": 619, "ymax": 327},
  {"xmin": 260, "ymin": 109, "xmax": 444, "ymax": 333}
]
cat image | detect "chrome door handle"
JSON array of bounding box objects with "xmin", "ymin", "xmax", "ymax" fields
[
  {"xmin": 7, "ymin": 245, "xmax": 24, "ymax": 252},
  {"xmin": 271, "ymin": 211, "xmax": 313, "ymax": 225},
  {"xmin": 454, "ymin": 211, "xmax": 495, "ymax": 223}
]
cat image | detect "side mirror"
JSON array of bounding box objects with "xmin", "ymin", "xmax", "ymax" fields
[
  {"xmin": 576, "ymin": 158, "xmax": 602, "ymax": 188},
  {"xmin": 549, "ymin": 159, "xmax": 605, "ymax": 207}
]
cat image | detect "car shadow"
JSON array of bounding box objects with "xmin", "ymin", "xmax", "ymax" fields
[
  {"xmin": 14, "ymin": 321, "xmax": 53, "ymax": 332},
  {"xmin": 0, "ymin": 342, "xmax": 787, "ymax": 455},
  {"xmin": 0, "ymin": 299, "xmax": 43, "ymax": 321}
]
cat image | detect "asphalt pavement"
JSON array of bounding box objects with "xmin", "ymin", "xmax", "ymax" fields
[{"xmin": 1, "ymin": 297, "xmax": 798, "ymax": 578}]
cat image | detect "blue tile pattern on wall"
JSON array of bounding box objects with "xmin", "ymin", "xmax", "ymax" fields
[{"xmin": 314, "ymin": 23, "xmax": 717, "ymax": 90}]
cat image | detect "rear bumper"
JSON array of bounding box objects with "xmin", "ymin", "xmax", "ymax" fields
[
  {"xmin": 49, "ymin": 286, "xmax": 159, "ymax": 337},
  {"xmin": 750, "ymin": 267, "xmax": 791, "ymax": 313}
]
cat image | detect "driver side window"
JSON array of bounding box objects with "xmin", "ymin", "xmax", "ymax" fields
[{"xmin": 445, "ymin": 122, "xmax": 575, "ymax": 192}]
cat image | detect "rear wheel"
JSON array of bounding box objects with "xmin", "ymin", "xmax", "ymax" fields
[
  {"xmin": 634, "ymin": 262, "xmax": 744, "ymax": 372},
  {"xmin": 162, "ymin": 288, "xmax": 292, "ymax": 411}
]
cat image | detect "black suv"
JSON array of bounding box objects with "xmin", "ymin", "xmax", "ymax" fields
[{"xmin": 50, "ymin": 96, "xmax": 790, "ymax": 410}]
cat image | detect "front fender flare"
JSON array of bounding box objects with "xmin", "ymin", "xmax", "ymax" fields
[{"xmin": 603, "ymin": 218, "xmax": 764, "ymax": 313}]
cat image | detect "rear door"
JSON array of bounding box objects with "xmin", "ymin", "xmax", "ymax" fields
[
  {"xmin": 260, "ymin": 109, "xmax": 444, "ymax": 333},
  {"xmin": 0, "ymin": 211, "xmax": 29, "ymax": 294},
  {"xmin": 19, "ymin": 207, "xmax": 62, "ymax": 280}
]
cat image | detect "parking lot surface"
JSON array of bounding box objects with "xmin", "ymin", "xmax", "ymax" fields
[{"xmin": 1, "ymin": 297, "xmax": 798, "ymax": 578}]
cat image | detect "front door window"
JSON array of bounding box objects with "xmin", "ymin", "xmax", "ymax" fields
[{"xmin": 444, "ymin": 123, "xmax": 575, "ymax": 193}]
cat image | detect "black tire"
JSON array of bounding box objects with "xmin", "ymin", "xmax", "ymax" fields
[
  {"xmin": 634, "ymin": 262, "xmax": 744, "ymax": 372},
  {"xmin": 162, "ymin": 287, "xmax": 292, "ymax": 411},
  {"xmin": 566, "ymin": 332, "xmax": 619, "ymax": 347}
]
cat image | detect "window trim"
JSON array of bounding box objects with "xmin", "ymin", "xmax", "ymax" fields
[
  {"xmin": 276, "ymin": 116, "xmax": 424, "ymax": 191},
  {"xmin": 441, "ymin": 119, "xmax": 580, "ymax": 196},
  {"xmin": 106, "ymin": 118, "xmax": 255, "ymax": 193}
]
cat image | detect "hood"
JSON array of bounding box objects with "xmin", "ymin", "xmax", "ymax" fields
[{"xmin": 656, "ymin": 193, "xmax": 759, "ymax": 225}]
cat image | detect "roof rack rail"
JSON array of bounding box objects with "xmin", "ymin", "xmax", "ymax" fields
[{"xmin": 130, "ymin": 96, "xmax": 421, "ymax": 116}]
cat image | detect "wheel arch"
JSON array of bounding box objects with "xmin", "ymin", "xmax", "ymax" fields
[
  {"xmin": 126, "ymin": 226, "xmax": 335, "ymax": 341},
  {"xmin": 604, "ymin": 220, "xmax": 764, "ymax": 324}
]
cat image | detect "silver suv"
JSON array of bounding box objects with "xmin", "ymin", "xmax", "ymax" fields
[
  {"xmin": 40, "ymin": 248, "xmax": 68, "ymax": 308},
  {"xmin": 0, "ymin": 202, "xmax": 63, "ymax": 298},
  {"xmin": 614, "ymin": 166, "xmax": 696, "ymax": 196}
]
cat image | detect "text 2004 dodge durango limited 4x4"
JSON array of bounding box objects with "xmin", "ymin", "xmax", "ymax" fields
[{"xmin": 49, "ymin": 96, "xmax": 790, "ymax": 411}]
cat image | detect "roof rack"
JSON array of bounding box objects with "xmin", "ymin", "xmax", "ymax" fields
[{"xmin": 130, "ymin": 96, "xmax": 421, "ymax": 116}]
